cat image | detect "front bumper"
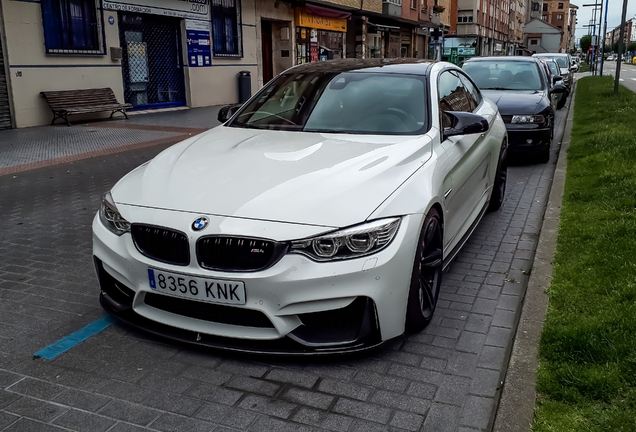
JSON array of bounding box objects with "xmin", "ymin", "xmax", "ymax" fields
[
  {"xmin": 92, "ymin": 211, "xmax": 423, "ymax": 354},
  {"xmin": 505, "ymin": 125, "xmax": 551, "ymax": 154}
]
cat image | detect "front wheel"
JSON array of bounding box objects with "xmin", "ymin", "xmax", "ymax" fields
[
  {"xmin": 488, "ymin": 142, "xmax": 508, "ymax": 212},
  {"xmin": 405, "ymin": 209, "xmax": 443, "ymax": 332}
]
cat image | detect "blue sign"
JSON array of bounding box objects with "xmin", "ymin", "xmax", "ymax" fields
[
  {"xmin": 187, "ymin": 30, "xmax": 211, "ymax": 67},
  {"xmin": 108, "ymin": 16, "xmax": 115, "ymax": 25}
]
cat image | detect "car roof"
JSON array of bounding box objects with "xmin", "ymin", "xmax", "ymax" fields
[
  {"xmin": 534, "ymin": 53, "xmax": 569, "ymax": 57},
  {"xmin": 463, "ymin": 56, "xmax": 539, "ymax": 63},
  {"xmin": 285, "ymin": 58, "xmax": 438, "ymax": 75}
]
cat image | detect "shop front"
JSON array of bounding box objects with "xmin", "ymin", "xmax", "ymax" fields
[
  {"xmin": 103, "ymin": 0, "xmax": 213, "ymax": 110},
  {"xmin": 443, "ymin": 36, "xmax": 478, "ymax": 64},
  {"xmin": 294, "ymin": 5, "xmax": 347, "ymax": 64}
]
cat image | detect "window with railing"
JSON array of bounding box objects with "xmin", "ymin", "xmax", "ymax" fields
[
  {"xmin": 212, "ymin": 0, "xmax": 243, "ymax": 57},
  {"xmin": 458, "ymin": 11, "xmax": 474, "ymax": 23},
  {"xmin": 41, "ymin": 0, "xmax": 104, "ymax": 54}
]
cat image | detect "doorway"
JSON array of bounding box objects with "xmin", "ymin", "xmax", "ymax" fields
[
  {"xmin": 261, "ymin": 20, "xmax": 274, "ymax": 84},
  {"xmin": 119, "ymin": 13, "xmax": 186, "ymax": 110}
]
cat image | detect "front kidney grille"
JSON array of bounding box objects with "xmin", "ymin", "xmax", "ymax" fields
[
  {"xmin": 144, "ymin": 292, "xmax": 274, "ymax": 328},
  {"xmin": 131, "ymin": 224, "xmax": 189, "ymax": 266},
  {"xmin": 197, "ymin": 236, "xmax": 288, "ymax": 272}
]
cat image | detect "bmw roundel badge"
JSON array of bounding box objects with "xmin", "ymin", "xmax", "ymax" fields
[{"xmin": 192, "ymin": 217, "xmax": 209, "ymax": 231}]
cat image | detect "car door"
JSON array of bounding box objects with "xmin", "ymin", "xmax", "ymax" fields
[{"xmin": 438, "ymin": 69, "xmax": 495, "ymax": 253}]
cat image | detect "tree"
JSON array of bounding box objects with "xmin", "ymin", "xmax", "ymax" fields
[
  {"xmin": 580, "ymin": 35, "xmax": 592, "ymax": 53},
  {"xmin": 604, "ymin": 44, "xmax": 613, "ymax": 54},
  {"xmin": 627, "ymin": 42, "xmax": 636, "ymax": 52}
]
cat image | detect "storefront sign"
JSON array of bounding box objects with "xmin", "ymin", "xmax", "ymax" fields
[
  {"xmin": 295, "ymin": 8, "xmax": 347, "ymax": 33},
  {"xmin": 186, "ymin": 20, "xmax": 211, "ymax": 67},
  {"xmin": 103, "ymin": 0, "xmax": 210, "ymax": 21},
  {"xmin": 457, "ymin": 47, "xmax": 475, "ymax": 56}
]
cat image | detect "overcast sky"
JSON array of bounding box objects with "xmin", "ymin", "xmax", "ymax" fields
[{"xmin": 573, "ymin": 0, "xmax": 636, "ymax": 45}]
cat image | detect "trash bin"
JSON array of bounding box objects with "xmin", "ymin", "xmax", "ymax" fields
[{"xmin": 238, "ymin": 71, "xmax": 251, "ymax": 103}]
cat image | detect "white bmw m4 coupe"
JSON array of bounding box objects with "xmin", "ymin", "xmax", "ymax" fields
[{"xmin": 93, "ymin": 59, "xmax": 508, "ymax": 354}]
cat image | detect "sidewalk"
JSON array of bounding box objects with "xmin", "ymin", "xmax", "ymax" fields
[{"xmin": 0, "ymin": 105, "xmax": 223, "ymax": 176}]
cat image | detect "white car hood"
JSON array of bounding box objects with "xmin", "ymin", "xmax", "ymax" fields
[{"xmin": 112, "ymin": 126, "xmax": 432, "ymax": 228}]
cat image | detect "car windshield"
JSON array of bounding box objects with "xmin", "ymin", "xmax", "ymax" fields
[
  {"xmin": 543, "ymin": 56, "xmax": 567, "ymax": 68},
  {"xmin": 462, "ymin": 61, "xmax": 544, "ymax": 91},
  {"xmin": 229, "ymin": 72, "xmax": 428, "ymax": 135}
]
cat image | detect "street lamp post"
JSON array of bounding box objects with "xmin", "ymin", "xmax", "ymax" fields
[{"xmin": 582, "ymin": 3, "xmax": 601, "ymax": 74}]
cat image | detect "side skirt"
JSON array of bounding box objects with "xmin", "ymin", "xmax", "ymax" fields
[{"xmin": 442, "ymin": 200, "xmax": 488, "ymax": 272}]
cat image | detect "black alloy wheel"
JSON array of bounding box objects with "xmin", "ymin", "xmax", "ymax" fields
[
  {"xmin": 488, "ymin": 142, "xmax": 508, "ymax": 211},
  {"xmin": 406, "ymin": 208, "xmax": 443, "ymax": 332}
]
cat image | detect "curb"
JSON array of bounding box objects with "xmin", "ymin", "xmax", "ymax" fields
[{"xmin": 492, "ymin": 81, "xmax": 578, "ymax": 432}]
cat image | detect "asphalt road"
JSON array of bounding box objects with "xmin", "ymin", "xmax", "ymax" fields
[
  {"xmin": 0, "ymin": 102, "xmax": 570, "ymax": 432},
  {"xmin": 597, "ymin": 61, "xmax": 636, "ymax": 92}
]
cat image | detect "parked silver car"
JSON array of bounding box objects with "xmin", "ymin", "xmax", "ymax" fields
[{"xmin": 533, "ymin": 53, "xmax": 574, "ymax": 89}]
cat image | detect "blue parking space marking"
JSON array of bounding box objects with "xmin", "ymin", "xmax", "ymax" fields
[
  {"xmin": 34, "ymin": 315, "xmax": 115, "ymax": 360},
  {"xmin": 148, "ymin": 268, "xmax": 156, "ymax": 289}
]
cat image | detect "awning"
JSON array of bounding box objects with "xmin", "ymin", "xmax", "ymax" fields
[
  {"xmin": 305, "ymin": 3, "xmax": 351, "ymax": 20},
  {"xmin": 367, "ymin": 22, "xmax": 401, "ymax": 31}
]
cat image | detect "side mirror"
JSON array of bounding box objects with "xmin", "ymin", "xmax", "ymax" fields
[
  {"xmin": 443, "ymin": 111, "xmax": 489, "ymax": 140},
  {"xmin": 551, "ymin": 83, "xmax": 567, "ymax": 94},
  {"xmin": 553, "ymin": 76, "xmax": 563, "ymax": 84},
  {"xmin": 217, "ymin": 103, "xmax": 242, "ymax": 123}
]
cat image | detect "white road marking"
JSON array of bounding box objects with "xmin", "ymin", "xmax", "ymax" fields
[
  {"xmin": 620, "ymin": 78, "xmax": 625, "ymax": 81},
  {"xmin": 631, "ymin": 78, "xmax": 636, "ymax": 81}
]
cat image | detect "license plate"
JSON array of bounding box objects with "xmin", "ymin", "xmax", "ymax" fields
[{"xmin": 147, "ymin": 268, "xmax": 246, "ymax": 305}]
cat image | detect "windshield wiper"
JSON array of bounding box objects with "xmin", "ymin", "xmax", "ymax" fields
[
  {"xmin": 303, "ymin": 128, "xmax": 354, "ymax": 134},
  {"xmin": 481, "ymin": 87, "xmax": 512, "ymax": 90}
]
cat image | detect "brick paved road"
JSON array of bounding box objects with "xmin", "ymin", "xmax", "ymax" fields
[{"xmin": 0, "ymin": 105, "xmax": 568, "ymax": 432}]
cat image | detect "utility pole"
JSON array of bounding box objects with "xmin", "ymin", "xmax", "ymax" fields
[
  {"xmin": 599, "ymin": 0, "xmax": 609, "ymax": 76},
  {"xmin": 615, "ymin": 0, "xmax": 628, "ymax": 95},
  {"xmin": 596, "ymin": 0, "xmax": 604, "ymax": 75}
]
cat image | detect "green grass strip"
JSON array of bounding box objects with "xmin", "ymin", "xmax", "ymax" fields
[
  {"xmin": 578, "ymin": 62, "xmax": 590, "ymax": 73},
  {"xmin": 533, "ymin": 76, "xmax": 636, "ymax": 431}
]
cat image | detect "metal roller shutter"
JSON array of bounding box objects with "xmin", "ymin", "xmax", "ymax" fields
[{"xmin": 0, "ymin": 32, "xmax": 11, "ymax": 130}]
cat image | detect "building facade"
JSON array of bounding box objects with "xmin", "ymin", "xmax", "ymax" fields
[
  {"xmin": 444, "ymin": 0, "xmax": 514, "ymax": 62},
  {"xmin": 0, "ymin": 0, "xmax": 446, "ymax": 128},
  {"xmin": 540, "ymin": 0, "xmax": 574, "ymax": 52},
  {"xmin": 523, "ymin": 17, "xmax": 562, "ymax": 53},
  {"xmin": 605, "ymin": 19, "xmax": 635, "ymax": 48}
]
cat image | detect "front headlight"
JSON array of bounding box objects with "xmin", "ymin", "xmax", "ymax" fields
[
  {"xmin": 290, "ymin": 218, "xmax": 401, "ymax": 261},
  {"xmin": 99, "ymin": 191, "xmax": 130, "ymax": 236},
  {"xmin": 511, "ymin": 115, "xmax": 545, "ymax": 124}
]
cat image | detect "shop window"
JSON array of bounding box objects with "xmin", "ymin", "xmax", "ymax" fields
[
  {"xmin": 557, "ymin": 14, "xmax": 563, "ymax": 20},
  {"xmin": 41, "ymin": 0, "xmax": 104, "ymax": 54},
  {"xmin": 212, "ymin": 0, "xmax": 243, "ymax": 57},
  {"xmin": 542, "ymin": 15, "xmax": 548, "ymax": 21}
]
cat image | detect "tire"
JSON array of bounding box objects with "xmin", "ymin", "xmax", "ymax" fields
[
  {"xmin": 556, "ymin": 92, "xmax": 567, "ymax": 110},
  {"xmin": 537, "ymin": 145, "xmax": 550, "ymax": 164},
  {"xmin": 405, "ymin": 208, "xmax": 443, "ymax": 333},
  {"xmin": 487, "ymin": 142, "xmax": 508, "ymax": 212}
]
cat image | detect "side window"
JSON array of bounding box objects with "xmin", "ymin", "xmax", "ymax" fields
[
  {"xmin": 458, "ymin": 73, "xmax": 481, "ymax": 111},
  {"xmin": 438, "ymin": 71, "xmax": 472, "ymax": 129}
]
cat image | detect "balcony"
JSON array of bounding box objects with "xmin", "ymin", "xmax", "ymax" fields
[{"xmin": 383, "ymin": 0, "xmax": 401, "ymax": 17}]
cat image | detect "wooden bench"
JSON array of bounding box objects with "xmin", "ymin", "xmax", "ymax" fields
[{"xmin": 40, "ymin": 88, "xmax": 132, "ymax": 126}]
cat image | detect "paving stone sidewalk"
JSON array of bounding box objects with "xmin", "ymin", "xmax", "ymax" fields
[{"xmin": 0, "ymin": 105, "xmax": 567, "ymax": 431}]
